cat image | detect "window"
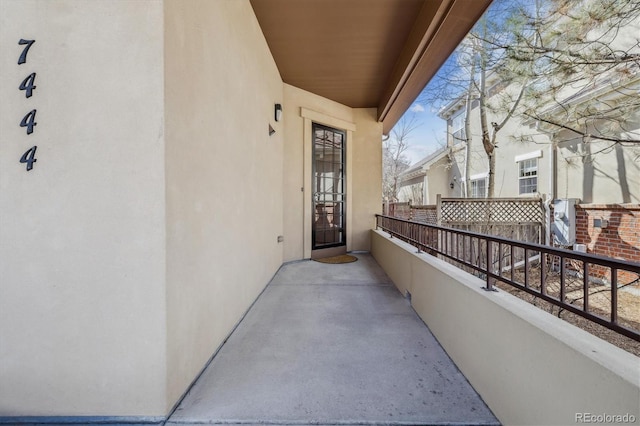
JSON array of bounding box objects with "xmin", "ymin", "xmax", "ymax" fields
[
  {"xmin": 470, "ymin": 178, "xmax": 487, "ymax": 198},
  {"xmin": 518, "ymin": 158, "xmax": 538, "ymax": 194},
  {"xmin": 450, "ymin": 111, "xmax": 466, "ymax": 144}
]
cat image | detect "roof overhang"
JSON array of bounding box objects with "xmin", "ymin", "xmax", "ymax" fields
[
  {"xmin": 399, "ymin": 146, "xmax": 449, "ymax": 181},
  {"xmin": 251, "ymin": 0, "xmax": 492, "ymax": 133}
]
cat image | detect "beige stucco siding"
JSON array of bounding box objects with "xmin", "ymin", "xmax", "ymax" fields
[
  {"xmin": 556, "ymin": 135, "xmax": 640, "ymax": 204},
  {"xmin": 164, "ymin": 0, "xmax": 285, "ymax": 408},
  {"xmin": 426, "ymin": 156, "xmax": 451, "ymax": 203},
  {"xmin": 0, "ymin": 0, "xmax": 167, "ymax": 415},
  {"xmin": 447, "ymin": 109, "xmax": 551, "ymax": 198},
  {"xmin": 351, "ymin": 108, "xmax": 383, "ymax": 250}
]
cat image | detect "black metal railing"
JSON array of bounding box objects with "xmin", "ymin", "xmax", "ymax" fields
[{"xmin": 376, "ymin": 214, "xmax": 640, "ymax": 342}]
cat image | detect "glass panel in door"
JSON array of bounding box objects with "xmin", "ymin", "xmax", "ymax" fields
[{"xmin": 312, "ymin": 123, "xmax": 346, "ymax": 249}]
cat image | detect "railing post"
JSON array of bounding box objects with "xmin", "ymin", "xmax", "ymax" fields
[
  {"xmin": 611, "ymin": 268, "xmax": 618, "ymax": 324},
  {"xmin": 583, "ymin": 262, "xmax": 589, "ymax": 312},
  {"xmin": 484, "ymin": 239, "xmax": 497, "ymax": 292}
]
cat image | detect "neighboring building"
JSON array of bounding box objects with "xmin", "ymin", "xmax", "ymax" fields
[
  {"xmin": 538, "ymin": 75, "xmax": 640, "ymax": 205},
  {"xmin": 398, "ymin": 76, "xmax": 640, "ymax": 204},
  {"xmin": 402, "ymin": 54, "xmax": 640, "ymax": 259},
  {"xmin": 0, "ymin": 0, "xmax": 491, "ymax": 421},
  {"xmin": 430, "ymin": 58, "xmax": 640, "ymax": 204},
  {"xmin": 437, "ymin": 84, "xmax": 554, "ymax": 200},
  {"xmin": 397, "ymin": 147, "xmax": 450, "ymax": 205}
]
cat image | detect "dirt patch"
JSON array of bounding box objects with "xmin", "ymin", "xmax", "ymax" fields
[{"xmin": 495, "ymin": 276, "xmax": 640, "ymax": 357}]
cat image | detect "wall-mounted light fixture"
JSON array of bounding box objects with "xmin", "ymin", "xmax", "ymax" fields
[
  {"xmin": 275, "ymin": 103, "xmax": 283, "ymax": 122},
  {"xmin": 450, "ymin": 182, "xmax": 454, "ymax": 189},
  {"xmin": 594, "ymin": 218, "xmax": 609, "ymax": 229},
  {"xmin": 269, "ymin": 124, "xmax": 275, "ymax": 136}
]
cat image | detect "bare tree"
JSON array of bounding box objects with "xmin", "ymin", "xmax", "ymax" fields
[
  {"xmin": 382, "ymin": 113, "xmax": 421, "ymax": 201},
  {"xmin": 505, "ymin": 0, "xmax": 640, "ymax": 146},
  {"xmin": 421, "ymin": 0, "xmax": 531, "ymax": 197}
]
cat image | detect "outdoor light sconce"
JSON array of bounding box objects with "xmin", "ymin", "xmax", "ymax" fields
[
  {"xmin": 450, "ymin": 182, "xmax": 454, "ymax": 189},
  {"xmin": 275, "ymin": 103, "xmax": 283, "ymax": 122},
  {"xmin": 594, "ymin": 218, "xmax": 609, "ymax": 229},
  {"xmin": 269, "ymin": 124, "xmax": 275, "ymax": 136}
]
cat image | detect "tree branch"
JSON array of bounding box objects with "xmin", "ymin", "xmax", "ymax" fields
[{"xmin": 524, "ymin": 113, "xmax": 640, "ymax": 144}]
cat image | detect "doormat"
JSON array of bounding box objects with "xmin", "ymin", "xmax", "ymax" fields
[{"xmin": 313, "ymin": 254, "xmax": 358, "ymax": 264}]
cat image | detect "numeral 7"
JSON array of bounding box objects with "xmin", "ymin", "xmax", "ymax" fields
[{"xmin": 18, "ymin": 39, "xmax": 36, "ymax": 65}]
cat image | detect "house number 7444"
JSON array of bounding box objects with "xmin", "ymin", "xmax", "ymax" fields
[{"xmin": 17, "ymin": 38, "xmax": 38, "ymax": 171}]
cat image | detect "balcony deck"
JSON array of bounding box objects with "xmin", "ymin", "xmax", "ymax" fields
[{"xmin": 166, "ymin": 253, "xmax": 499, "ymax": 425}]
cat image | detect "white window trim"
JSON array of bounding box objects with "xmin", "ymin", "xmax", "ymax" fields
[
  {"xmin": 470, "ymin": 172, "xmax": 489, "ymax": 181},
  {"xmin": 517, "ymin": 157, "xmax": 538, "ymax": 195},
  {"xmin": 451, "ymin": 111, "xmax": 465, "ymax": 132},
  {"xmin": 450, "ymin": 111, "xmax": 466, "ymax": 146},
  {"xmin": 514, "ymin": 150, "xmax": 542, "ymax": 163},
  {"xmin": 469, "ymin": 172, "xmax": 488, "ymax": 198}
]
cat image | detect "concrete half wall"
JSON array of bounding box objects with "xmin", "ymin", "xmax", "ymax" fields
[{"xmin": 371, "ymin": 230, "xmax": 640, "ymax": 425}]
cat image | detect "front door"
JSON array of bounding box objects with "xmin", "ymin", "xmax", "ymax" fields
[{"xmin": 312, "ymin": 123, "xmax": 346, "ymax": 254}]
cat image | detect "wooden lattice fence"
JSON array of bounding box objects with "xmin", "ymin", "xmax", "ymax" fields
[
  {"xmin": 410, "ymin": 205, "xmax": 437, "ymax": 224},
  {"xmin": 388, "ymin": 197, "xmax": 545, "ymax": 273},
  {"xmin": 387, "ymin": 202, "xmax": 410, "ymax": 220},
  {"xmin": 438, "ymin": 196, "xmax": 544, "ymax": 242},
  {"xmin": 438, "ymin": 197, "xmax": 543, "ymax": 226},
  {"xmin": 386, "ymin": 203, "xmax": 437, "ymax": 224},
  {"xmin": 436, "ymin": 196, "xmax": 545, "ymax": 272}
]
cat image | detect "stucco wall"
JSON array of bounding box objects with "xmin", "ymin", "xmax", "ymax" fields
[
  {"xmin": 0, "ymin": 0, "xmax": 167, "ymax": 416},
  {"xmin": 447, "ymin": 113, "xmax": 551, "ymax": 198},
  {"xmin": 282, "ymin": 85, "xmax": 382, "ymax": 261},
  {"xmin": 426, "ymin": 156, "xmax": 451, "ymax": 204},
  {"xmin": 163, "ymin": 0, "xmax": 284, "ymax": 408},
  {"xmin": 372, "ymin": 229, "xmax": 640, "ymax": 426},
  {"xmin": 556, "ymin": 136, "xmax": 640, "ymax": 204},
  {"xmin": 351, "ymin": 108, "xmax": 383, "ymax": 251}
]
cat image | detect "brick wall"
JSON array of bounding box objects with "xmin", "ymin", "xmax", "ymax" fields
[
  {"xmin": 575, "ymin": 204, "xmax": 640, "ymax": 263},
  {"xmin": 575, "ymin": 204, "xmax": 640, "ymax": 285}
]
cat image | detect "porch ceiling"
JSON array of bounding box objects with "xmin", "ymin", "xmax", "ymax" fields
[{"xmin": 250, "ymin": 0, "xmax": 492, "ymax": 133}]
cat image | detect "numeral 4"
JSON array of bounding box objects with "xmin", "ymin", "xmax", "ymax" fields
[
  {"xmin": 20, "ymin": 146, "xmax": 38, "ymax": 171},
  {"xmin": 20, "ymin": 109, "xmax": 37, "ymax": 135},
  {"xmin": 18, "ymin": 39, "xmax": 36, "ymax": 65},
  {"xmin": 19, "ymin": 73, "xmax": 37, "ymax": 98}
]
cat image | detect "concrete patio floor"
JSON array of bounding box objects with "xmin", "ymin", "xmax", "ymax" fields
[{"xmin": 166, "ymin": 253, "xmax": 499, "ymax": 425}]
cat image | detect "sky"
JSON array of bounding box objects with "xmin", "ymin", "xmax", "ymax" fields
[
  {"xmin": 396, "ymin": 101, "xmax": 448, "ymax": 166},
  {"xmin": 391, "ymin": 0, "xmax": 515, "ymax": 167}
]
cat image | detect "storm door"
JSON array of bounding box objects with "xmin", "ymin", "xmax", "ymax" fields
[{"xmin": 312, "ymin": 123, "xmax": 346, "ymax": 250}]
